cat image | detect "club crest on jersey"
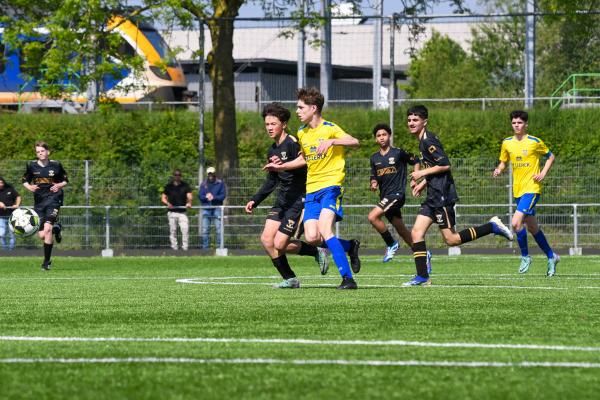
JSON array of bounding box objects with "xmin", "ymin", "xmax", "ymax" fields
[
  {"xmin": 48, "ymin": 170, "xmax": 55, "ymax": 177},
  {"xmin": 280, "ymin": 151, "xmax": 288, "ymax": 161},
  {"xmin": 388, "ymin": 157, "xmax": 395, "ymax": 164},
  {"xmin": 428, "ymin": 145, "xmax": 437, "ymax": 154}
]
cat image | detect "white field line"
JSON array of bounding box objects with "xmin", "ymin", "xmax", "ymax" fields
[
  {"xmin": 0, "ymin": 357, "xmax": 599, "ymax": 368},
  {"xmin": 175, "ymin": 278, "xmax": 600, "ymax": 290},
  {"xmin": 2, "ymin": 273, "xmax": 600, "ymax": 282},
  {"xmin": 2, "ymin": 336, "xmax": 600, "ymax": 352}
]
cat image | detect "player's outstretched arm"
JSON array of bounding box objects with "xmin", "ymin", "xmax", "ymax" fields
[
  {"xmin": 263, "ymin": 154, "xmax": 306, "ymax": 172},
  {"xmin": 411, "ymin": 165, "xmax": 450, "ymax": 181},
  {"xmin": 316, "ymin": 135, "xmax": 359, "ymax": 155}
]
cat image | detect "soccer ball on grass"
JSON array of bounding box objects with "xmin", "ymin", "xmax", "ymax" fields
[{"xmin": 9, "ymin": 207, "xmax": 40, "ymax": 237}]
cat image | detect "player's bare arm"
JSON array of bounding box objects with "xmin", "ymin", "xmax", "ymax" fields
[
  {"xmin": 412, "ymin": 179, "xmax": 427, "ymax": 197},
  {"xmin": 493, "ymin": 161, "xmax": 507, "ymax": 178},
  {"xmin": 370, "ymin": 179, "xmax": 378, "ymax": 191},
  {"xmin": 263, "ymin": 154, "xmax": 306, "ymax": 172},
  {"xmin": 316, "ymin": 135, "xmax": 359, "ymax": 155},
  {"xmin": 410, "ymin": 165, "xmax": 450, "ymax": 181},
  {"xmin": 50, "ymin": 181, "xmax": 67, "ymax": 193},
  {"xmin": 410, "ymin": 163, "xmax": 421, "ymax": 188},
  {"xmin": 533, "ymin": 153, "xmax": 555, "ymax": 182},
  {"xmin": 23, "ymin": 182, "xmax": 39, "ymax": 193},
  {"xmin": 244, "ymin": 200, "xmax": 255, "ymax": 213}
]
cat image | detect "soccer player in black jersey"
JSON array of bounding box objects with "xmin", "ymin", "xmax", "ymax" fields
[
  {"xmin": 404, "ymin": 105, "xmax": 513, "ymax": 286},
  {"xmin": 368, "ymin": 123, "xmax": 431, "ymax": 268},
  {"xmin": 22, "ymin": 141, "xmax": 68, "ymax": 271},
  {"xmin": 245, "ymin": 103, "xmax": 329, "ymax": 288}
]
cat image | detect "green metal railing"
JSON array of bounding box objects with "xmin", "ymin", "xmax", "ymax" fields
[{"xmin": 550, "ymin": 73, "xmax": 600, "ymax": 110}]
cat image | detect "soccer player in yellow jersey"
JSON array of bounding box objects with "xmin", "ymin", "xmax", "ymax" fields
[
  {"xmin": 493, "ymin": 110, "xmax": 559, "ymax": 276},
  {"xmin": 264, "ymin": 87, "xmax": 361, "ymax": 289}
]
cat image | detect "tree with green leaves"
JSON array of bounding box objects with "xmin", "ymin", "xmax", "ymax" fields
[
  {"xmin": 536, "ymin": 0, "xmax": 600, "ymax": 95},
  {"xmin": 1, "ymin": 0, "xmax": 471, "ymax": 174},
  {"xmin": 404, "ymin": 31, "xmax": 490, "ymax": 99},
  {"xmin": 469, "ymin": 0, "xmax": 525, "ymax": 97}
]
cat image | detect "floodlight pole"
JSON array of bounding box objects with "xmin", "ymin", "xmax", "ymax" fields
[
  {"xmin": 373, "ymin": 0, "xmax": 383, "ymax": 109},
  {"xmin": 389, "ymin": 14, "xmax": 397, "ymax": 146},
  {"xmin": 298, "ymin": 0, "xmax": 307, "ymax": 88},
  {"xmin": 320, "ymin": 0, "xmax": 332, "ymax": 104},
  {"xmin": 198, "ymin": 18, "xmax": 206, "ymax": 241},
  {"xmin": 524, "ymin": 0, "xmax": 536, "ymax": 108}
]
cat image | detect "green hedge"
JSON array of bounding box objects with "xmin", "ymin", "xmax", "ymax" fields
[{"xmin": 2, "ymin": 107, "xmax": 600, "ymax": 162}]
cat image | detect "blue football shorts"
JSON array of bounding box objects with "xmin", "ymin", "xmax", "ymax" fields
[
  {"xmin": 515, "ymin": 193, "xmax": 540, "ymax": 216},
  {"xmin": 304, "ymin": 185, "xmax": 344, "ymax": 222}
]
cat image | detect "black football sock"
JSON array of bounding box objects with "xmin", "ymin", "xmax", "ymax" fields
[
  {"xmin": 297, "ymin": 241, "xmax": 318, "ymax": 257},
  {"xmin": 43, "ymin": 243, "xmax": 53, "ymax": 263},
  {"xmin": 271, "ymin": 255, "xmax": 296, "ymax": 280},
  {"xmin": 412, "ymin": 241, "xmax": 428, "ymax": 278},
  {"xmin": 380, "ymin": 230, "xmax": 396, "ymax": 247},
  {"xmin": 458, "ymin": 223, "xmax": 494, "ymax": 244}
]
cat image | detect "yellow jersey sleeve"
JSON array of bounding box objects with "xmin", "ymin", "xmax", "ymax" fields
[
  {"xmin": 535, "ymin": 138, "xmax": 550, "ymax": 156},
  {"xmin": 499, "ymin": 139, "xmax": 510, "ymax": 163},
  {"xmin": 298, "ymin": 121, "xmax": 348, "ymax": 193}
]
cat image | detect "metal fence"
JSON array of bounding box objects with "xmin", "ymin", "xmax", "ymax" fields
[
  {"xmin": 2, "ymin": 158, "xmax": 599, "ymax": 207},
  {"xmin": 6, "ymin": 203, "xmax": 599, "ymax": 255},
  {"xmin": 2, "ymin": 157, "xmax": 598, "ymax": 253}
]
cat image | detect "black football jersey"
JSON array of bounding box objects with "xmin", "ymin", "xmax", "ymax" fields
[
  {"xmin": 370, "ymin": 147, "xmax": 419, "ymax": 202},
  {"xmin": 418, "ymin": 131, "xmax": 458, "ymax": 206},
  {"xmin": 251, "ymin": 135, "xmax": 307, "ymax": 208},
  {"xmin": 22, "ymin": 160, "xmax": 68, "ymax": 203}
]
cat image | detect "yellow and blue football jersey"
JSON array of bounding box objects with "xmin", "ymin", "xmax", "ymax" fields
[
  {"xmin": 499, "ymin": 135, "xmax": 551, "ymax": 198},
  {"xmin": 297, "ymin": 121, "xmax": 350, "ymax": 193}
]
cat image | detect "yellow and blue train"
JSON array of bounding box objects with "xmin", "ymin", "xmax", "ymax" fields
[{"xmin": 0, "ymin": 16, "xmax": 187, "ymax": 106}]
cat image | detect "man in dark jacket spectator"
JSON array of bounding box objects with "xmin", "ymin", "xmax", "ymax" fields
[{"xmin": 199, "ymin": 167, "xmax": 227, "ymax": 249}]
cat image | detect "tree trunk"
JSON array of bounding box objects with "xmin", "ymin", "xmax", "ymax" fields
[{"xmin": 207, "ymin": 12, "xmax": 239, "ymax": 179}]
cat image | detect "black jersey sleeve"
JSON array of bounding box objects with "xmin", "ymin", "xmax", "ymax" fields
[
  {"xmin": 22, "ymin": 162, "xmax": 33, "ymax": 184},
  {"xmin": 370, "ymin": 155, "xmax": 377, "ymax": 181},
  {"xmin": 250, "ymin": 171, "xmax": 278, "ymax": 206},
  {"xmin": 56, "ymin": 162, "xmax": 69, "ymax": 183},
  {"xmin": 424, "ymin": 136, "xmax": 450, "ymax": 167},
  {"xmin": 399, "ymin": 149, "xmax": 420, "ymax": 166}
]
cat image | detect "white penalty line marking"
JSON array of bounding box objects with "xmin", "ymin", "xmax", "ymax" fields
[
  {"xmin": 0, "ymin": 357, "xmax": 599, "ymax": 368},
  {"xmin": 2, "ymin": 336, "xmax": 600, "ymax": 352},
  {"xmin": 175, "ymin": 278, "xmax": 600, "ymax": 290}
]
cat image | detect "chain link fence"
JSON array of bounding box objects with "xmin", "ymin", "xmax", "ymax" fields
[{"xmin": 1, "ymin": 158, "xmax": 599, "ymax": 252}]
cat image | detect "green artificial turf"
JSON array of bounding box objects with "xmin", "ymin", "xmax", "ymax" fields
[{"xmin": 0, "ymin": 255, "xmax": 599, "ymax": 399}]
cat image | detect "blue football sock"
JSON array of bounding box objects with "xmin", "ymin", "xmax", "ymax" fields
[
  {"xmin": 325, "ymin": 237, "xmax": 353, "ymax": 278},
  {"xmin": 533, "ymin": 230, "xmax": 554, "ymax": 259},
  {"xmin": 517, "ymin": 228, "xmax": 529, "ymax": 257},
  {"xmin": 337, "ymin": 238, "xmax": 352, "ymax": 252}
]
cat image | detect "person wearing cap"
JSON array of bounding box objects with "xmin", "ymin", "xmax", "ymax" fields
[
  {"xmin": 161, "ymin": 169, "xmax": 193, "ymax": 251},
  {"xmin": 0, "ymin": 177, "xmax": 22, "ymax": 251},
  {"xmin": 199, "ymin": 167, "xmax": 227, "ymax": 249}
]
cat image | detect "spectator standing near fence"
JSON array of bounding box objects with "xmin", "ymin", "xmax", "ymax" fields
[
  {"xmin": 22, "ymin": 141, "xmax": 68, "ymax": 271},
  {"xmin": 161, "ymin": 169, "xmax": 192, "ymax": 251},
  {"xmin": 0, "ymin": 177, "xmax": 22, "ymax": 251},
  {"xmin": 199, "ymin": 167, "xmax": 227, "ymax": 249}
]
